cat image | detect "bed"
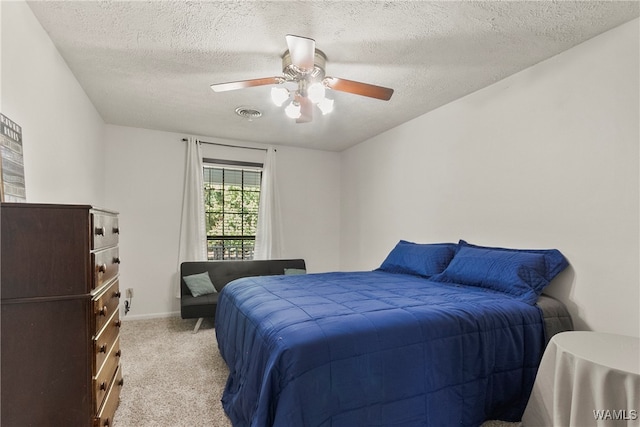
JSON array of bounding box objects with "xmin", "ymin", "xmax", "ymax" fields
[{"xmin": 215, "ymin": 240, "xmax": 572, "ymax": 427}]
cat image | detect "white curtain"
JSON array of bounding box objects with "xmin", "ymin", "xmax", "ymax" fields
[
  {"xmin": 254, "ymin": 147, "xmax": 283, "ymax": 260},
  {"xmin": 176, "ymin": 137, "xmax": 207, "ymax": 296}
]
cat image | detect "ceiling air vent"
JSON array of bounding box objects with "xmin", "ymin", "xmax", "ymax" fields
[{"xmin": 235, "ymin": 107, "xmax": 262, "ymax": 120}]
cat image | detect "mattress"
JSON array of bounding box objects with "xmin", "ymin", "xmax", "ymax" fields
[
  {"xmin": 216, "ymin": 271, "xmax": 570, "ymax": 426},
  {"xmin": 536, "ymin": 293, "xmax": 574, "ymax": 345}
]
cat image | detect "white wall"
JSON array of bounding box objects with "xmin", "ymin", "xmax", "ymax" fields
[
  {"xmin": 1, "ymin": 1, "xmax": 106, "ymax": 205},
  {"xmin": 104, "ymin": 125, "xmax": 341, "ymax": 318},
  {"xmin": 341, "ymin": 19, "xmax": 640, "ymax": 338}
]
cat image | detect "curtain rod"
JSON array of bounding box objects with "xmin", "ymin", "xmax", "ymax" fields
[{"xmin": 182, "ymin": 138, "xmax": 269, "ymax": 152}]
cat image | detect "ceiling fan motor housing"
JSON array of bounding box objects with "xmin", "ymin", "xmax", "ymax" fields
[{"xmin": 282, "ymin": 49, "xmax": 327, "ymax": 84}]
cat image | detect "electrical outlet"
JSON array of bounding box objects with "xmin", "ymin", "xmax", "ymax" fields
[{"xmin": 126, "ymin": 288, "xmax": 133, "ymax": 298}]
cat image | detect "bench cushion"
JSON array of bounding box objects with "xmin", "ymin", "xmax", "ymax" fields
[{"xmin": 181, "ymin": 293, "xmax": 219, "ymax": 319}]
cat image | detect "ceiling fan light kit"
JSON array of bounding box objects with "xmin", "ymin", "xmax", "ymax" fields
[
  {"xmin": 317, "ymin": 97, "xmax": 334, "ymax": 115},
  {"xmin": 307, "ymin": 83, "xmax": 326, "ymax": 104},
  {"xmin": 211, "ymin": 35, "xmax": 394, "ymax": 124},
  {"xmin": 284, "ymin": 101, "xmax": 301, "ymax": 119},
  {"xmin": 271, "ymin": 87, "xmax": 290, "ymax": 106}
]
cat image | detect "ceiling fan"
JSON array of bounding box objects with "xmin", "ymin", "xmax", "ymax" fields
[{"xmin": 210, "ymin": 34, "xmax": 394, "ymax": 123}]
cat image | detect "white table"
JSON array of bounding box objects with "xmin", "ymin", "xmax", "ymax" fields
[{"xmin": 522, "ymin": 331, "xmax": 640, "ymax": 426}]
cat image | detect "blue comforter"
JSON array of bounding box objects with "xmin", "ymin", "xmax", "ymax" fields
[{"xmin": 215, "ymin": 271, "xmax": 545, "ymax": 427}]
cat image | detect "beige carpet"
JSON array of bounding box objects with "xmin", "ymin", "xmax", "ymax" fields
[
  {"xmin": 113, "ymin": 317, "xmax": 231, "ymax": 427},
  {"xmin": 113, "ymin": 316, "xmax": 522, "ymax": 427}
]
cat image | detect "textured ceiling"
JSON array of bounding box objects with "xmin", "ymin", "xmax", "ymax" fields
[{"xmin": 27, "ymin": 1, "xmax": 639, "ymax": 151}]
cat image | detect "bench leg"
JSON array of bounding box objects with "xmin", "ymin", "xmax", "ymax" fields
[{"xmin": 193, "ymin": 317, "xmax": 204, "ymax": 334}]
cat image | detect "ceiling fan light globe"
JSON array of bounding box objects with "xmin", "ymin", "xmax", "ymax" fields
[
  {"xmin": 285, "ymin": 102, "xmax": 301, "ymax": 119},
  {"xmin": 307, "ymin": 83, "xmax": 326, "ymax": 104},
  {"xmin": 318, "ymin": 98, "xmax": 334, "ymax": 115},
  {"xmin": 271, "ymin": 87, "xmax": 290, "ymax": 106}
]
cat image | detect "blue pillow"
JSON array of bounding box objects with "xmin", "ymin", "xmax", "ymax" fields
[
  {"xmin": 431, "ymin": 240, "xmax": 568, "ymax": 304},
  {"xmin": 378, "ymin": 240, "xmax": 458, "ymax": 278},
  {"xmin": 458, "ymin": 240, "xmax": 568, "ymax": 284},
  {"xmin": 183, "ymin": 272, "xmax": 217, "ymax": 297}
]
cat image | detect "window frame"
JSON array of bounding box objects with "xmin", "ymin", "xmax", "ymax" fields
[{"xmin": 202, "ymin": 158, "xmax": 263, "ymax": 261}]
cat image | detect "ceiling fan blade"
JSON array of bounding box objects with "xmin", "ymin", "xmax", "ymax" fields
[
  {"xmin": 324, "ymin": 77, "xmax": 394, "ymax": 101},
  {"xmin": 296, "ymin": 95, "xmax": 313, "ymax": 124},
  {"xmin": 210, "ymin": 77, "xmax": 281, "ymax": 92},
  {"xmin": 286, "ymin": 34, "xmax": 316, "ymax": 71}
]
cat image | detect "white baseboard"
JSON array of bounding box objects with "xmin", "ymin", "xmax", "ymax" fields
[{"xmin": 121, "ymin": 311, "xmax": 181, "ymax": 321}]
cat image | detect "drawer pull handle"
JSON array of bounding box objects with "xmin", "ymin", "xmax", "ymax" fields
[
  {"xmin": 113, "ymin": 226, "xmax": 120, "ymax": 234},
  {"xmin": 99, "ymin": 344, "xmax": 107, "ymax": 353},
  {"xmin": 98, "ymin": 263, "xmax": 107, "ymax": 273},
  {"xmin": 115, "ymin": 320, "xmax": 122, "ymax": 328},
  {"xmin": 118, "ymin": 378, "xmax": 124, "ymax": 387},
  {"xmin": 113, "ymin": 257, "xmax": 121, "ymax": 264},
  {"xmin": 95, "ymin": 226, "xmax": 106, "ymax": 236},
  {"xmin": 116, "ymin": 350, "xmax": 122, "ymax": 358},
  {"xmin": 113, "ymin": 291, "xmax": 121, "ymax": 298},
  {"xmin": 99, "ymin": 381, "xmax": 107, "ymax": 391},
  {"xmin": 99, "ymin": 305, "xmax": 108, "ymax": 316}
]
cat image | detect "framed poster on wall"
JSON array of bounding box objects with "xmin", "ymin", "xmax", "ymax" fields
[{"xmin": 0, "ymin": 113, "xmax": 26, "ymax": 202}]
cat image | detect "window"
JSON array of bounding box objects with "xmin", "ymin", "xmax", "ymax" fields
[{"xmin": 203, "ymin": 162, "xmax": 262, "ymax": 260}]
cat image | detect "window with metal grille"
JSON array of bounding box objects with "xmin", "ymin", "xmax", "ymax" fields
[{"xmin": 203, "ymin": 161, "xmax": 262, "ymax": 260}]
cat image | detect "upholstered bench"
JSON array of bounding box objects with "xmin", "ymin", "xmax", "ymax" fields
[{"xmin": 180, "ymin": 259, "xmax": 306, "ymax": 332}]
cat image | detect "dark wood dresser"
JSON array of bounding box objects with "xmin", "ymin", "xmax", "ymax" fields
[{"xmin": 1, "ymin": 203, "xmax": 123, "ymax": 426}]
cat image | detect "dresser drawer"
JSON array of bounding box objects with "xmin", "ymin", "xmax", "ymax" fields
[
  {"xmin": 92, "ymin": 213, "xmax": 119, "ymax": 250},
  {"xmin": 94, "ymin": 311, "xmax": 120, "ymax": 373},
  {"xmin": 94, "ymin": 337, "xmax": 121, "ymax": 413},
  {"xmin": 94, "ymin": 365, "xmax": 123, "ymax": 427},
  {"xmin": 92, "ymin": 247, "xmax": 120, "ymax": 291},
  {"xmin": 94, "ymin": 280, "xmax": 120, "ymax": 334}
]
